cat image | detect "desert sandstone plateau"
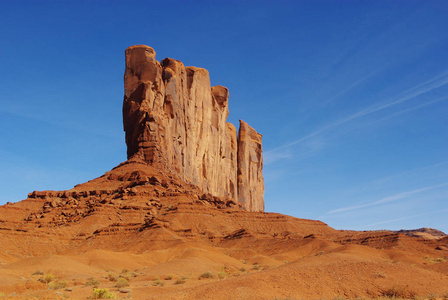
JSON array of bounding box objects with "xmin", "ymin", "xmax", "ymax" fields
[{"xmin": 0, "ymin": 46, "xmax": 447, "ymax": 300}]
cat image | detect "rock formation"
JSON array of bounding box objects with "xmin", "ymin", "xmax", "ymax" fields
[
  {"xmin": 122, "ymin": 45, "xmax": 264, "ymax": 211},
  {"xmin": 237, "ymin": 120, "xmax": 264, "ymax": 212}
]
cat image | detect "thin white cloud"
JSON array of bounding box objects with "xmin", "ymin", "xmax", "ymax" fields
[
  {"xmin": 367, "ymin": 161, "xmax": 448, "ymax": 186},
  {"xmin": 264, "ymin": 150, "xmax": 292, "ymax": 165},
  {"xmin": 266, "ymin": 72, "xmax": 448, "ymax": 154},
  {"xmin": 401, "ymin": 70, "xmax": 448, "ymax": 96},
  {"xmin": 370, "ymin": 95, "xmax": 448, "ymax": 125},
  {"xmin": 324, "ymin": 182, "xmax": 448, "ymax": 215},
  {"xmin": 320, "ymin": 69, "xmax": 381, "ymax": 107},
  {"xmin": 362, "ymin": 208, "xmax": 448, "ymax": 228}
]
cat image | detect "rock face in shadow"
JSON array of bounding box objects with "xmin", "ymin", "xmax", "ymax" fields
[{"xmin": 122, "ymin": 45, "xmax": 264, "ymax": 211}]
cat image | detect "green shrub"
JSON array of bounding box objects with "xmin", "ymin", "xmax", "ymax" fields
[
  {"xmin": 91, "ymin": 288, "xmax": 116, "ymax": 299},
  {"xmin": 152, "ymin": 279, "xmax": 164, "ymax": 286},
  {"xmin": 118, "ymin": 269, "xmax": 136, "ymax": 280},
  {"xmin": 218, "ymin": 271, "xmax": 226, "ymax": 279},
  {"xmin": 39, "ymin": 273, "xmax": 55, "ymax": 284},
  {"xmin": 114, "ymin": 278, "xmax": 129, "ymax": 288},
  {"xmin": 199, "ymin": 272, "xmax": 214, "ymax": 279},
  {"xmin": 48, "ymin": 280, "xmax": 67, "ymax": 290}
]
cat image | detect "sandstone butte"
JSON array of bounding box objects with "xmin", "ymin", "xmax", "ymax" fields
[
  {"xmin": 123, "ymin": 45, "xmax": 264, "ymax": 212},
  {"xmin": 0, "ymin": 46, "xmax": 447, "ymax": 300}
]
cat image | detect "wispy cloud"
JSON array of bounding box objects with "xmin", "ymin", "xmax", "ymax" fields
[
  {"xmin": 366, "ymin": 161, "xmax": 448, "ymax": 187},
  {"xmin": 362, "ymin": 208, "xmax": 448, "ymax": 228},
  {"xmin": 323, "ymin": 182, "xmax": 448, "ymax": 215},
  {"xmin": 320, "ymin": 69, "xmax": 381, "ymax": 108},
  {"xmin": 264, "ymin": 150, "xmax": 293, "ymax": 165},
  {"xmin": 266, "ymin": 72, "xmax": 448, "ymax": 155},
  {"xmin": 368, "ymin": 95, "xmax": 448, "ymax": 125}
]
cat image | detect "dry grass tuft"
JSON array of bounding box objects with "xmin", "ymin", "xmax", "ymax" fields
[
  {"xmin": 199, "ymin": 272, "xmax": 214, "ymax": 279},
  {"xmin": 114, "ymin": 278, "xmax": 129, "ymax": 288}
]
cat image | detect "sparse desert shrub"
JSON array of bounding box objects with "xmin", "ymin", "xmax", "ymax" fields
[
  {"xmin": 375, "ymin": 273, "xmax": 387, "ymax": 279},
  {"xmin": 91, "ymin": 288, "xmax": 116, "ymax": 299},
  {"xmin": 119, "ymin": 270, "xmax": 136, "ymax": 280},
  {"xmin": 239, "ymin": 268, "xmax": 246, "ymax": 272},
  {"xmin": 114, "ymin": 278, "xmax": 129, "ymax": 288},
  {"xmin": 252, "ymin": 264, "xmax": 260, "ymax": 270},
  {"xmin": 106, "ymin": 272, "xmax": 118, "ymax": 282},
  {"xmin": 174, "ymin": 278, "xmax": 186, "ymax": 285},
  {"xmin": 427, "ymin": 293, "xmax": 439, "ymax": 300},
  {"xmin": 85, "ymin": 278, "xmax": 100, "ymax": 287},
  {"xmin": 165, "ymin": 274, "xmax": 174, "ymax": 280},
  {"xmin": 32, "ymin": 270, "xmax": 44, "ymax": 276},
  {"xmin": 218, "ymin": 271, "xmax": 226, "ymax": 279},
  {"xmin": 382, "ymin": 286, "xmax": 409, "ymax": 298},
  {"xmin": 199, "ymin": 272, "xmax": 214, "ymax": 279},
  {"xmin": 0, "ymin": 292, "xmax": 4, "ymax": 297},
  {"xmin": 39, "ymin": 273, "xmax": 55, "ymax": 284},
  {"xmin": 48, "ymin": 280, "xmax": 67, "ymax": 290},
  {"xmin": 152, "ymin": 279, "xmax": 164, "ymax": 286}
]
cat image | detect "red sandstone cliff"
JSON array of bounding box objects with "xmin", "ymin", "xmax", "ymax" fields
[{"xmin": 122, "ymin": 45, "xmax": 264, "ymax": 211}]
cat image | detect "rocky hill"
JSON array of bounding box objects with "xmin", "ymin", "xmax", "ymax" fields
[{"xmin": 397, "ymin": 228, "xmax": 447, "ymax": 240}]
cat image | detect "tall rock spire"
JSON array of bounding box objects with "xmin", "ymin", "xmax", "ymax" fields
[
  {"xmin": 237, "ymin": 120, "xmax": 264, "ymax": 212},
  {"xmin": 122, "ymin": 45, "xmax": 264, "ymax": 211}
]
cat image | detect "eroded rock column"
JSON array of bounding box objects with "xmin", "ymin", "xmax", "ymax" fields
[
  {"xmin": 122, "ymin": 45, "xmax": 263, "ymax": 211},
  {"xmin": 237, "ymin": 120, "xmax": 264, "ymax": 212}
]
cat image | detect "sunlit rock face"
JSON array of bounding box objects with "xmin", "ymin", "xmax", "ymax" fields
[
  {"xmin": 237, "ymin": 120, "xmax": 264, "ymax": 212},
  {"xmin": 123, "ymin": 45, "xmax": 264, "ymax": 211}
]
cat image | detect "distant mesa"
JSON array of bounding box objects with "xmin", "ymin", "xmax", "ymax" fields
[
  {"xmin": 123, "ymin": 45, "xmax": 264, "ymax": 212},
  {"xmin": 397, "ymin": 227, "xmax": 446, "ymax": 240}
]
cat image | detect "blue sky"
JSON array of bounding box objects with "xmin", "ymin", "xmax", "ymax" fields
[{"xmin": 1, "ymin": 0, "xmax": 447, "ymax": 233}]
